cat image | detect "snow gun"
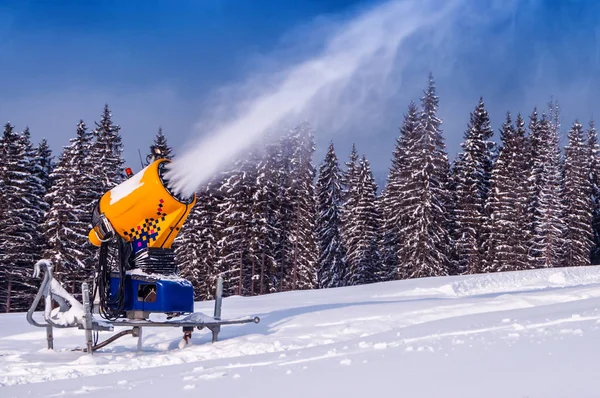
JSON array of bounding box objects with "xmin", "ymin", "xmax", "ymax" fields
[
  {"xmin": 88, "ymin": 154, "xmax": 197, "ymax": 320},
  {"xmin": 27, "ymin": 147, "xmax": 259, "ymax": 354}
]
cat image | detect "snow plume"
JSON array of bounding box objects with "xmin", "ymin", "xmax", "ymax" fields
[{"xmin": 164, "ymin": 0, "xmax": 477, "ymax": 197}]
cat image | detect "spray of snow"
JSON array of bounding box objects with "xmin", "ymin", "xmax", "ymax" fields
[{"xmin": 163, "ymin": 0, "xmax": 466, "ymax": 197}]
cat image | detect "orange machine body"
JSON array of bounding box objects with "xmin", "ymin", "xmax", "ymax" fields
[{"xmin": 88, "ymin": 159, "xmax": 196, "ymax": 253}]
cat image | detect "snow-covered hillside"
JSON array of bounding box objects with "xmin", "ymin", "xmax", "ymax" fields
[{"xmin": 3, "ymin": 266, "xmax": 600, "ymax": 397}]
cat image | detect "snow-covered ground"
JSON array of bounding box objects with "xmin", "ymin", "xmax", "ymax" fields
[{"xmin": 3, "ymin": 266, "xmax": 600, "ymax": 397}]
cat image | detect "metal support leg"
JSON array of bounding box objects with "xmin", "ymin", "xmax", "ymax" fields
[
  {"xmin": 134, "ymin": 327, "xmax": 143, "ymax": 352},
  {"xmin": 214, "ymin": 277, "xmax": 223, "ymax": 320},
  {"xmin": 212, "ymin": 277, "xmax": 223, "ymax": 343},
  {"xmin": 82, "ymin": 282, "xmax": 93, "ymax": 355},
  {"xmin": 46, "ymin": 325, "xmax": 54, "ymax": 350}
]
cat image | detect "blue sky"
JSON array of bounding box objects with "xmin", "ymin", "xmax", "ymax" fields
[{"xmin": 1, "ymin": 0, "xmax": 600, "ymax": 185}]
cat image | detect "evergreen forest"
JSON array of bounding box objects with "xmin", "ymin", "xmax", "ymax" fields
[{"xmin": 1, "ymin": 74, "xmax": 599, "ymax": 312}]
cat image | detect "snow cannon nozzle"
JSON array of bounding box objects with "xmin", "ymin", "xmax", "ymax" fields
[{"xmin": 157, "ymin": 160, "xmax": 194, "ymax": 204}]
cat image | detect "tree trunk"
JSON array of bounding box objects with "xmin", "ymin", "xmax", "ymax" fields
[
  {"xmin": 6, "ymin": 279, "xmax": 11, "ymax": 313},
  {"xmin": 293, "ymin": 202, "xmax": 299, "ymax": 290},
  {"xmin": 260, "ymin": 252, "xmax": 265, "ymax": 295},
  {"xmin": 250, "ymin": 258, "xmax": 255, "ymax": 295}
]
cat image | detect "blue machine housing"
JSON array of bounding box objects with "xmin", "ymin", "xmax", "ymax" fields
[{"xmin": 110, "ymin": 272, "xmax": 194, "ymax": 314}]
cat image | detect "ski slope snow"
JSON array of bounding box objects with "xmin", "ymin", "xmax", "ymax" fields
[{"xmin": 3, "ymin": 266, "xmax": 600, "ymax": 397}]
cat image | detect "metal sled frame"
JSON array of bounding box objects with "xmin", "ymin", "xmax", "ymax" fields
[{"xmin": 27, "ymin": 261, "xmax": 260, "ymax": 354}]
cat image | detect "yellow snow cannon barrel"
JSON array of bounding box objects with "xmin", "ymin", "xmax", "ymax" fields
[{"xmin": 88, "ymin": 158, "xmax": 196, "ymax": 253}]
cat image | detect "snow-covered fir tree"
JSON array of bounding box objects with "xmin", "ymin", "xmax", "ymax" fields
[
  {"xmin": 34, "ymin": 138, "xmax": 54, "ymax": 193},
  {"xmin": 485, "ymin": 113, "xmax": 530, "ymax": 272},
  {"xmin": 19, "ymin": 128, "xmax": 48, "ymax": 268},
  {"xmin": 216, "ymin": 154, "xmax": 258, "ymax": 296},
  {"xmin": 43, "ymin": 147, "xmax": 81, "ymax": 283},
  {"xmin": 86, "ymin": 106, "xmax": 125, "ymax": 273},
  {"xmin": 526, "ymin": 108, "xmax": 542, "ymax": 234},
  {"xmin": 0, "ymin": 124, "xmax": 47, "ymax": 311},
  {"xmin": 43, "ymin": 122, "xmax": 97, "ymax": 293},
  {"xmin": 149, "ymin": 127, "xmax": 174, "ymax": 160},
  {"xmin": 0, "ymin": 122, "xmax": 21, "ymax": 311},
  {"xmin": 451, "ymin": 97, "xmax": 495, "ymax": 274},
  {"xmin": 252, "ymin": 138, "xmax": 282, "ymax": 294},
  {"xmin": 340, "ymin": 143, "xmax": 361, "ymax": 282},
  {"xmin": 315, "ymin": 142, "xmax": 347, "ymax": 288},
  {"xmin": 528, "ymin": 111, "xmax": 566, "ymax": 268},
  {"xmin": 562, "ymin": 120, "xmax": 593, "ymax": 267},
  {"xmin": 277, "ymin": 123, "xmax": 318, "ymax": 291},
  {"xmin": 344, "ymin": 155, "xmax": 380, "ymax": 285},
  {"xmin": 341, "ymin": 143, "xmax": 359, "ymax": 205},
  {"xmin": 587, "ymin": 120, "xmax": 600, "ymax": 264},
  {"xmin": 33, "ymin": 138, "xmax": 55, "ymax": 259},
  {"xmin": 68, "ymin": 120, "xmax": 99, "ymax": 288},
  {"xmin": 397, "ymin": 74, "xmax": 451, "ymax": 278},
  {"xmin": 241, "ymin": 150, "xmax": 263, "ymax": 295},
  {"xmin": 90, "ymin": 104, "xmax": 125, "ymax": 192},
  {"xmin": 380, "ymin": 101, "xmax": 420, "ymax": 279},
  {"xmin": 176, "ymin": 182, "xmax": 221, "ymax": 300},
  {"xmin": 272, "ymin": 133, "xmax": 294, "ymax": 291}
]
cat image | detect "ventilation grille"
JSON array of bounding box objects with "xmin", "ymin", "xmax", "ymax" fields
[{"xmin": 133, "ymin": 248, "xmax": 178, "ymax": 275}]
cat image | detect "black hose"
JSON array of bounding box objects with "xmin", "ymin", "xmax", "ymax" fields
[{"xmin": 92, "ymin": 237, "xmax": 127, "ymax": 321}]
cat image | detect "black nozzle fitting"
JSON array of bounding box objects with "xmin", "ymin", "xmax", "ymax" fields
[{"xmin": 157, "ymin": 161, "xmax": 195, "ymax": 204}]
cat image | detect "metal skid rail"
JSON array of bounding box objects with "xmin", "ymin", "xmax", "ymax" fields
[
  {"xmin": 110, "ymin": 317, "xmax": 260, "ymax": 328},
  {"xmin": 93, "ymin": 316, "xmax": 261, "ymax": 353}
]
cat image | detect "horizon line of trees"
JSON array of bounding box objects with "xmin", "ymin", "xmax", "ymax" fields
[{"xmin": 1, "ymin": 73, "xmax": 598, "ymax": 312}]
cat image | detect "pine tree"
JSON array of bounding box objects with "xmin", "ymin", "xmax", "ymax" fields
[
  {"xmin": 43, "ymin": 123, "xmax": 97, "ymax": 292},
  {"xmin": 340, "ymin": 144, "xmax": 360, "ymax": 283},
  {"xmin": 0, "ymin": 124, "xmax": 47, "ymax": 311},
  {"xmin": 315, "ymin": 142, "xmax": 347, "ymax": 288},
  {"xmin": 149, "ymin": 127, "xmax": 174, "ymax": 160},
  {"xmin": 279, "ymin": 123, "xmax": 318, "ymax": 291},
  {"xmin": 242, "ymin": 149, "xmax": 262, "ymax": 295},
  {"xmin": 341, "ymin": 143, "xmax": 359, "ymax": 202},
  {"xmin": 526, "ymin": 108, "xmax": 543, "ymax": 237},
  {"xmin": 253, "ymin": 138, "xmax": 281, "ymax": 294},
  {"xmin": 19, "ymin": 128, "xmax": 48, "ymax": 268},
  {"xmin": 272, "ymin": 132, "xmax": 295, "ymax": 291},
  {"xmin": 0, "ymin": 123, "xmax": 21, "ymax": 310},
  {"xmin": 451, "ymin": 98, "xmax": 495, "ymax": 274},
  {"xmin": 34, "ymin": 139, "xmax": 55, "ymax": 193},
  {"xmin": 68, "ymin": 121, "xmax": 99, "ymax": 289},
  {"xmin": 33, "ymin": 138, "xmax": 54, "ymax": 260},
  {"xmin": 562, "ymin": 120, "xmax": 593, "ymax": 267},
  {"xmin": 398, "ymin": 74, "xmax": 450, "ymax": 278},
  {"xmin": 176, "ymin": 182, "xmax": 221, "ymax": 300},
  {"xmin": 345, "ymin": 155, "xmax": 380, "ymax": 285},
  {"xmin": 85, "ymin": 106, "xmax": 125, "ymax": 276},
  {"xmin": 90, "ymin": 104, "xmax": 125, "ymax": 192},
  {"xmin": 380, "ymin": 102, "xmax": 420, "ymax": 279},
  {"xmin": 529, "ymin": 112, "xmax": 566, "ymax": 268},
  {"xmin": 485, "ymin": 113, "xmax": 530, "ymax": 272},
  {"xmin": 216, "ymin": 155, "xmax": 257, "ymax": 296},
  {"xmin": 587, "ymin": 120, "xmax": 600, "ymax": 264}
]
